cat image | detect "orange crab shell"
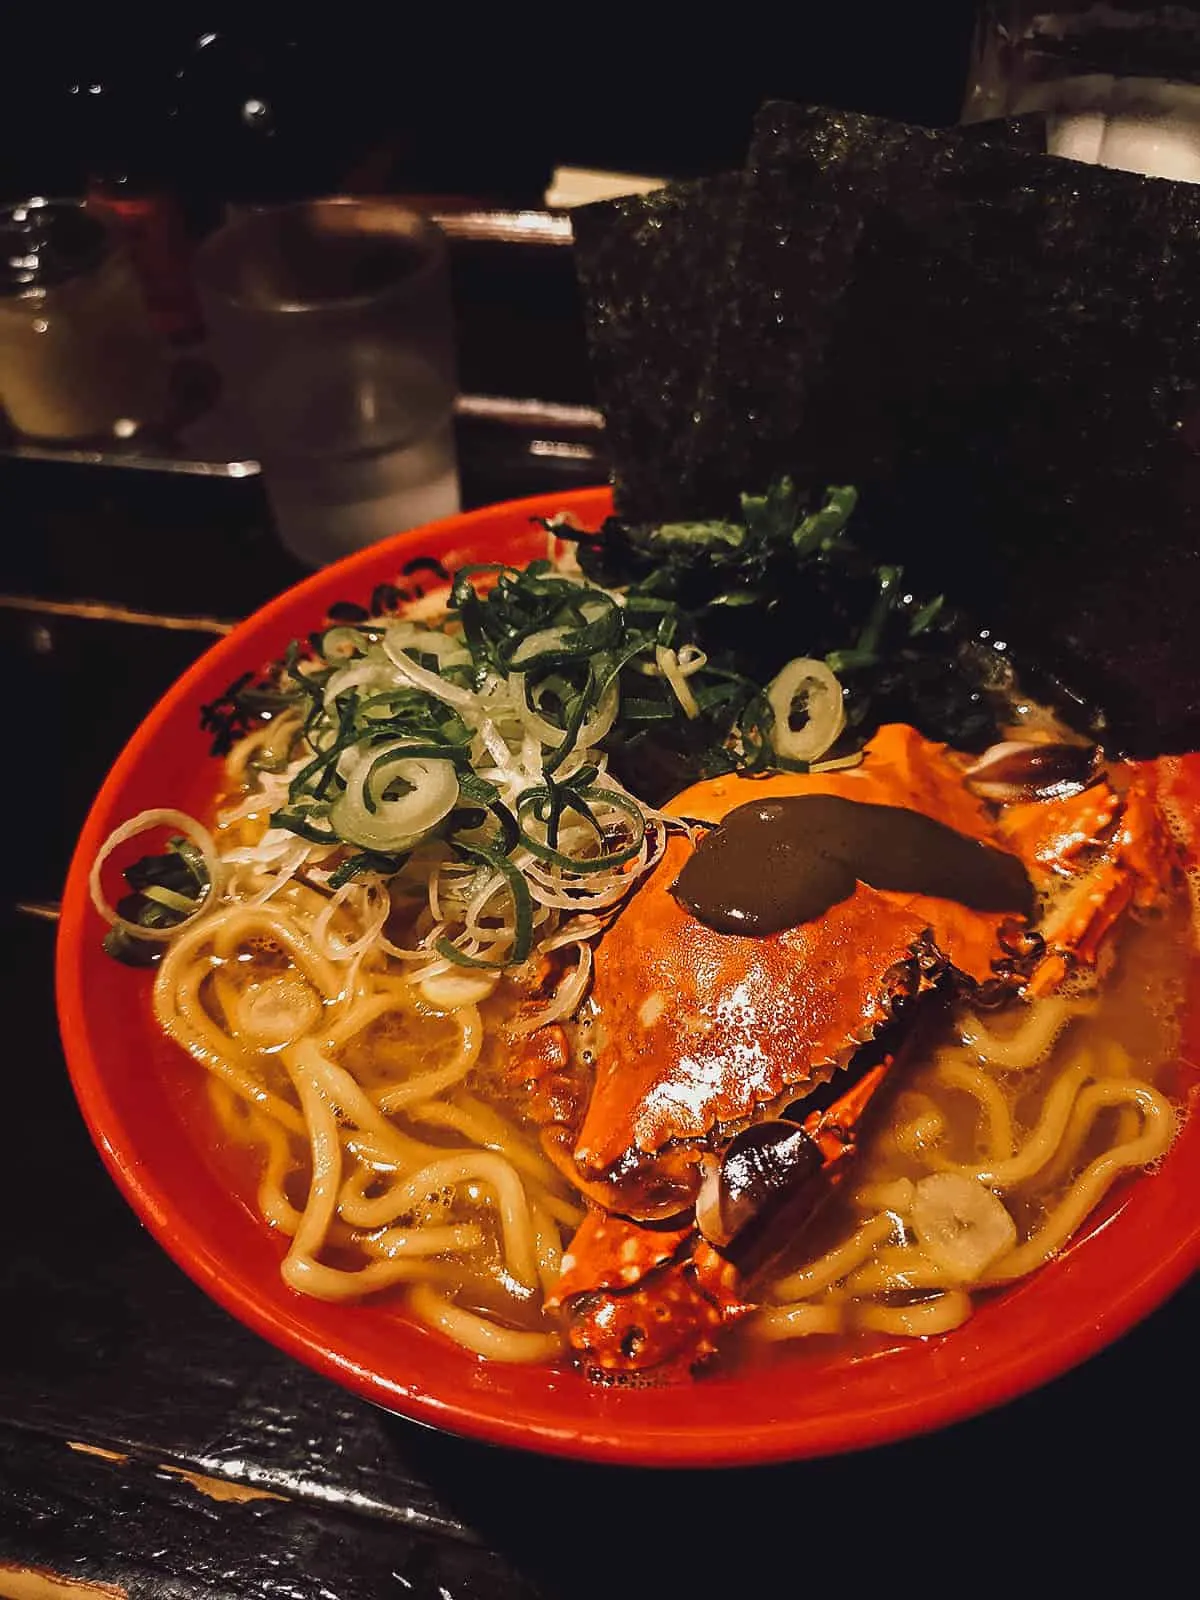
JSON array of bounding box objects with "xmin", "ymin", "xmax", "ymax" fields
[
  {"xmin": 556, "ymin": 725, "xmax": 1022, "ymax": 1210},
  {"xmin": 545, "ymin": 1210, "xmax": 750, "ymax": 1376},
  {"xmin": 536, "ymin": 732, "xmax": 1176, "ymax": 1377}
]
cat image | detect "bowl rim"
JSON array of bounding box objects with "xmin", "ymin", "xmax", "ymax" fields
[{"xmin": 55, "ymin": 485, "xmax": 1200, "ymax": 1467}]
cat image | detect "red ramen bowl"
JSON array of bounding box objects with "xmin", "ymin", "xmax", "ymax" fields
[{"xmin": 56, "ymin": 487, "xmax": 1200, "ymax": 1466}]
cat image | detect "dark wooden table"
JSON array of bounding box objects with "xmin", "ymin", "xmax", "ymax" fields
[{"xmin": 1, "ymin": 219, "xmax": 1194, "ymax": 1600}]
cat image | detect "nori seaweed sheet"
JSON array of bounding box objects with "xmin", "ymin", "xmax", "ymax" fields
[
  {"xmin": 749, "ymin": 101, "xmax": 1049, "ymax": 164},
  {"xmin": 571, "ymin": 103, "xmax": 1200, "ymax": 754},
  {"xmin": 570, "ymin": 174, "xmax": 744, "ymax": 523}
]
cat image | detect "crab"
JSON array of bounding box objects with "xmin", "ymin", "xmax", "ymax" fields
[{"xmin": 510, "ymin": 723, "xmax": 1176, "ymax": 1379}]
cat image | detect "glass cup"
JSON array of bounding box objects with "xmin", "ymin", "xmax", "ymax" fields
[
  {"xmin": 194, "ymin": 197, "xmax": 461, "ymax": 567},
  {"xmin": 0, "ymin": 197, "xmax": 169, "ymax": 440},
  {"xmin": 964, "ymin": 3, "xmax": 1200, "ymax": 182}
]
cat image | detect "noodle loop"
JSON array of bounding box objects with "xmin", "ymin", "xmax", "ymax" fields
[{"xmin": 149, "ymin": 876, "xmax": 567, "ymax": 1357}]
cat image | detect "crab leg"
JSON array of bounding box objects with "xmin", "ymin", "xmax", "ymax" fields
[
  {"xmin": 1014, "ymin": 769, "xmax": 1174, "ymax": 996},
  {"xmin": 550, "ymin": 1059, "xmax": 897, "ymax": 1377}
]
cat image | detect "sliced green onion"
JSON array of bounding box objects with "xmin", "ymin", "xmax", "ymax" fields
[
  {"xmin": 271, "ymin": 808, "xmax": 339, "ymax": 844},
  {"xmin": 385, "ymin": 621, "xmax": 472, "ymax": 671},
  {"xmin": 505, "ymin": 594, "xmax": 620, "ymax": 671},
  {"xmin": 621, "ymin": 697, "xmax": 676, "ymax": 722},
  {"xmin": 543, "ymin": 664, "xmax": 596, "ymax": 775},
  {"xmin": 764, "ymin": 657, "xmax": 846, "ymax": 764},
  {"xmin": 457, "ymin": 771, "xmax": 501, "ymax": 806},
  {"xmin": 655, "ymin": 644, "xmax": 700, "ymax": 720},
  {"xmin": 515, "ymin": 785, "xmax": 645, "ymax": 874},
  {"xmin": 791, "ymin": 484, "xmax": 858, "ymax": 555},
  {"xmin": 909, "ymin": 594, "xmax": 945, "ymax": 636},
  {"xmin": 330, "ymin": 745, "xmax": 459, "ymax": 853},
  {"xmin": 360, "ymin": 741, "xmax": 471, "ymax": 808},
  {"xmin": 328, "ymin": 850, "xmax": 404, "ymax": 889},
  {"xmin": 435, "ymin": 838, "xmax": 532, "ymax": 966},
  {"xmin": 510, "ymin": 669, "xmax": 618, "ymax": 750},
  {"xmin": 433, "ymin": 939, "xmax": 512, "ymax": 971},
  {"xmin": 317, "ymin": 626, "xmax": 369, "ymax": 663},
  {"xmin": 383, "ymin": 627, "xmax": 480, "ymax": 713},
  {"xmin": 141, "ymin": 884, "xmax": 203, "ymax": 914},
  {"xmin": 89, "ymin": 808, "xmax": 219, "ymax": 942}
]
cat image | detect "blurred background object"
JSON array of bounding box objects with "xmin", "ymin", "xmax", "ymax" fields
[
  {"xmin": 80, "ymin": 55, "xmax": 205, "ymax": 346},
  {"xmin": 195, "ymin": 198, "xmax": 460, "ymax": 566},
  {"xmin": 0, "ymin": 14, "xmax": 981, "ymax": 213},
  {"xmin": 0, "ymin": 6, "xmax": 983, "ymax": 566},
  {"xmin": 964, "ymin": 2, "xmax": 1200, "ymax": 180},
  {"xmin": 0, "ymin": 197, "xmax": 168, "ymax": 440}
]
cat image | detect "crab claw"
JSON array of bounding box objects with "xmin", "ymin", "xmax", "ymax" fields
[
  {"xmin": 964, "ymin": 740, "xmax": 1098, "ymax": 804},
  {"xmin": 546, "ymin": 1211, "xmax": 749, "ymax": 1379},
  {"xmin": 550, "ymin": 1060, "xmax": 894, "ymax": 1377}
]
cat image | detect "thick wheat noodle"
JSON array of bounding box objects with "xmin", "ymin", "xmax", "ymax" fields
[
  {"xmin": 174, "ymin": 960, "xmax": 237, "ymax": 1041},
  {"xmin": 1096, "ymin": 1041, "xmax": 1134, "ymax": 1079},
  {"xmin": 205, "ymin": 1082, "xmax": 302, "ymax": 1234},
  {"xmin": 280, "ymin": 1043, "xmax": 340, "ymax": 1258},
  {"xmin": 284, "ymin": 1253, "xmax": 434, "ymax": 1300},
  {"xmin": 159, "ymin": 963, "xmax": 307, "ymax": 1136},
  {"xmin": 321, "ymin": 991, "xmax": 402, "ymax": 1050},
  {"xmin": 258, "ymin": 1124, "xmax": 304, "ymax": 1235},
  {"xmin": 842, "ymin": 1245, "xmax": 957, "ymax": 1297},
  {"xmin": 530, "ymin": 1200, "xmax": 564, "ymax": 1297},
  {"xmin": 336, "ymin": 1167, "xmax": 440, "ymax": 1229},
  {"xmin": 399, "ymin": 1098, "xmax": 585, "ymax": 1226},
  {"xmin": 276, "ymin": 1045, "xmax": 446, "ymax": 1301},
  {"xmin": 405, "ymin": 1095, "xmax": 561, "ymax": 1188},
  {"xmin": 958, "ymin": 997, "xmax": 1079, "ymax": 1070},
  {"xmin": 210, "ymin": 906, "xmax": 345, "ymax": 1000},
  {"xmin": 929, "ymin": 1053, "xmax": 1014, "ymax": 1161},
  {"xmin": 770, "ymin": 1212, "xmax": 897, "ymax": 1302},
  {"xmin": 1097, "ymin": 1044, "xmax": 1145, "ymax": 1144},
  {"xmin": 207, "ymin": 1076, "xmax": 249, "ymax": 1130},
  {"xmin": 1032, "ymin": 1046, "xmax": 1134, "ymax": 1192},
  {"xmin": 385, "ymin": 1151, "xmax": 541, "ymax": 1290},
  {"xmin": 335, "ymin": 1161, "xmax": 382, "ymax": 1209},
  {"xmin": 408, "ymin": 1283, "xmax": 561, "ymax": 1363},
  {"xmin": 155, "ymin": 909, "xmax": 328, "ymax": 1129},
  {"xmin": 373, "ymin": 1006, "xmax": 483, "ymax": 1112},
  {"xmin": 855, "ymin": 1291, "xmax": 973, "ymax": 1337},
  {"xmin": 852, "ymin": 1178, "xmax": 915, "ymax": 1215},
  {"xmin": 292, "ymin": 1039, "xmax": 438, "ymax": 1170},
  {"xmin": 222, "ymin": 1086, "xmax": 460, "ymax": 1255},
  {"xmin": 933, "ymin": 1054, "xmax": 1094, "ymax": 1187},
  {"xmin": 339, "ymin": 1132, "xmax": 416, "ymax": 1176},
  {"xmin": 752, "ymin": 1301, "xmax": 844, "ymax": 1341},
  {"xmin": 358, "ymin": 1223, "xmax": 483, "ymax": 1259},
  {"xmin": 888, "ymin": 1097, "xmax": 948, "ymax": 1161},
  {"xmin": 981, "ymin": 1080, "xmax": 1176, "ymax": 1283},
  {"xmin": 526, "ymin": 1184, "xmax": 586, "ymax": 1230}
]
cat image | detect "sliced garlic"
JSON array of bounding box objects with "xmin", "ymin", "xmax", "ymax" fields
[{"xmin": 909, "ymin": 1172, "xmax": 1017, "ymax": 1283}]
